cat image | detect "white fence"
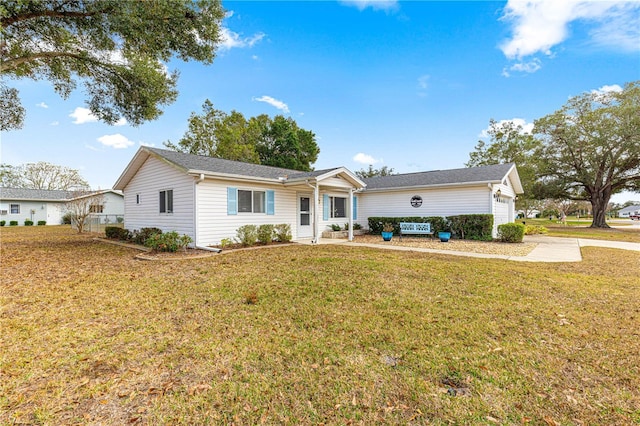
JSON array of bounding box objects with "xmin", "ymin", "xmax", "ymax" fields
[{"xmin": 71, "ymin": 214, "xmax": 124, "ymax": 233}]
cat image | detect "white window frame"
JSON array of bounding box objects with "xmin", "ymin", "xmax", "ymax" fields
[
  {"xmin": 159, "ymin": 189, "xmax": 173, "ymax": 214},
  {"xmin": 238, "ymin": 189, "xmax": 266, "ymax": 214},
  {"xmin": 330, "ymin": 196, "xmax": 346, "ymax": 218},
  {"xmin": 10, "ymin": 204, "xmax": 20, "ymax": 214}
]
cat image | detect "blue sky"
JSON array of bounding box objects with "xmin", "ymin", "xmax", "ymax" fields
[{"xmin": 2, "ymin": 0, "xmax": 639, "ymax": 202}]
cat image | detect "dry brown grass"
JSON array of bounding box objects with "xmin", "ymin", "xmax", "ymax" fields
[{"xmin": 1, "ymin": 226, "xmax": 639, "ymax": 425}]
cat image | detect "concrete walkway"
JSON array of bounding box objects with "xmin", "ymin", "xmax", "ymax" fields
[{"xmin": 305, "ymin": 235, "xmax": 639, "ymax": 263}]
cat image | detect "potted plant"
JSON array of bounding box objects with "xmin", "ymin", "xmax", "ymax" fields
[
  {"xmin": 381, "ymin": 223, "xmax": 394, "ymax": 241},
  {"xmin": 438, "ymin": 231, "xmax": 451, "ymax": 242}
]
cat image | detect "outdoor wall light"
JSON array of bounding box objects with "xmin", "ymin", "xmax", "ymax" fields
[{"xmin": 493, "ymin": 189, "xmax": 502, "ymax": 199}]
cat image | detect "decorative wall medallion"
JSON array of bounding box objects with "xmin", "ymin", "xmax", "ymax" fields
[{"xmin": 410, "ymin": 195, "xmax": 423, "ymax": 208}]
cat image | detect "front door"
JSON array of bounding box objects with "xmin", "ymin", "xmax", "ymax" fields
[{"xmin": 297, "ymin": 194, "xmax": 313, "ymax": 239}]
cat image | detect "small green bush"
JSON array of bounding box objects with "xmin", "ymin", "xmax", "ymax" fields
[
  {"xmin": 353, "ymin": 223, "xmax": 362, "ymax": 230},
  {"xmin": 497, "ymin": 223, "xmax": 526, "ymax": 243},
  {"xmin": 132, "ymin": 227, "xmax": 162, "ymax": 245},
  {"xmin": 145, "ymin": 231, "xmax": 192, "ymax": 252},
  {"xmin": 0, "ymin": 220, "xmax": 5, "ymax": 227},
  {"xmin": 524, "ymin": 224, "xmax": 548, "ymax": 235},
  {"xmin": 330, "ymin": 224, "xmax": 341, "ymax": 231},
  {"xmin": 236, "ymin": 225, "xmax": 258, "ymax": 246},
  {"xmin": 61, "ymin": 212, "xmax": 72, "ymax": 225},
  {"xmin": 105, "ymin": 226, "xmax": 130, "ymax": 240},
  {"xmin": 9, "ymin": 221, "xmax": 18, "ymax": 226},
  {"xmin": 274, "ymin": 224, "xmax": 292, "ymax": 243},
  {"xmin": 37, "ymin": 220, "xmax": 46, "ymax": 226},
  {"xmin": 24, "ymin": 219, "xmax": 34, "ymax": 226},
  {"xmin": 257, "ymin": 224, "xmax": 275, "ymax": 244}
]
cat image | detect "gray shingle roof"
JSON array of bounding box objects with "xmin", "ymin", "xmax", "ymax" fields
[
  {"xmin": 146, "ymin": 147, "xmax": 331, "ymax": 180},
  {"xmin": 0, "ymin": 187, "xmax": 71, "ymax": 201},
  {"xmin": 363, "ymin": 163, "xmax": 516, "ymax": 190}
]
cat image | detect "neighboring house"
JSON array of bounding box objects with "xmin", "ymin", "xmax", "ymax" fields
[
  {"xmin": 618, "ymin": 205, "xmax": 640, "ymax": 218},
  {"xmin": 114, "ymin": 147, "xmax": 523, "ymax": 246},
  {"xmin": 0, "ymin": 187, "xmax": 124, "ymax": 225}
]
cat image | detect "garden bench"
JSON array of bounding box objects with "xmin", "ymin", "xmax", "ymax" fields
[{"xmin": 399, "ymin": 222, "xmax": 433, "ymax": 239}]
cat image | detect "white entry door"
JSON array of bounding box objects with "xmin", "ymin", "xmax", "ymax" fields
[{"xmin": 297, "ymin": 194, "xmax": 313, "ymax": 239}]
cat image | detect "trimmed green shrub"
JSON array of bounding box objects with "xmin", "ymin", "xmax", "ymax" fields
[
  {"xmin": 236, "ymin": 225, "xmax": 258, "ymax": 246},
  {"xmin": 145, "ymin": 231, "xmax": 192, "ymax": 252},
  {"xmin": 353, "ymin": 223, "xmax": 362, "ymax": 230},
  {"xmin": 330, "ymin": 224, "xmax": 341, "ymax": 231},
  {"xmin": 524, "ymin": 224, "xmax": 548, "ymax": 235},
  {"xmin": 131, "ymin": 227, "xmax": 162, "ymax": 245},
  {"xmin": 0, "ymin": 220, "xmax": 5, "ymax": 227},
  {"xmin": 37, "ymin": 220, "xmax": 46, "ymax": 226},
  {"xmin": 367, "ymin": 216, "xmax": 449, "ymax": 235},
  {"xmin": 274, "ymin": 224, "xmax": 292, "ymax": 243},
  {"xmin": 24, "ymin": 219, "xmax": 34, "ymax": 226},
  {"xmin": 447, "ymin": 214, "xmax": 494, "ymax": 241},
  {"xmin": 497, "ymin": 223, "xmax": 526, "ymax": 243},
  {"xmin": 105, "ymin": 226, "xmax": 130, "ymax": 240},
  {"xmin": 257, "ymin": 224, "xmax": 275, "ymax": 244},
  {"xmin": 9, "ymin": 221, "xmax": 18, "ymax": 226}
]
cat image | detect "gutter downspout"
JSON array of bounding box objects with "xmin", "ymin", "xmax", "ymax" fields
[{"xmin": 192, "ymin": 173, "xmax": 206, "ymax": 249}]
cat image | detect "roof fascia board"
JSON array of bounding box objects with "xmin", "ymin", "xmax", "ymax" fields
[
  {"xmin": 187, "ymin": 170, "xmax": 283, "ymax": 185},
  {"xmin": 363, "ymin": 180, "xmax": 501, "ymax": 193}
]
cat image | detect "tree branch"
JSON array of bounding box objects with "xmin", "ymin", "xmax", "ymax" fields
[{"xmin": 1, "ymin": 9, "xmax": 103, "ymax": 27}]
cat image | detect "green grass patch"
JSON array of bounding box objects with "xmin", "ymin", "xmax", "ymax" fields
[
  {"xmin": 524, "ymin": 218, "xmax": 640, "ymax": 242},
  {"xmin": 1, "ymin": 226, "xmax": 639, "ymax": 424}
]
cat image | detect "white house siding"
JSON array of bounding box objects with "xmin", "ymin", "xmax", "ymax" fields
[
  {"xmin": 358, "ymin": 186, "xmax": 491, "ymax": 226},
  {"xmin": 1, "ymin": 200, "xmax": 50, "ymax": 224},
  {"xmin": 195, "ymin": 179, "xmax": 298, "ymax": 246},
  {"xmin": 123, "ymin": 156, "xmax": 195, "ymax": 239},
  {"xmin": 101, "ymin": 192, "xmax": 124, "ymax": 216}
]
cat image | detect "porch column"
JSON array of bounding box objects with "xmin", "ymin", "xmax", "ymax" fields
[
  {"xmin": 313, "ymin": 183, "xmax": 319, "ymax": 244},
  {"xmin": 348, "ymin": 188, "xmax": 354, "ymax": 241}
]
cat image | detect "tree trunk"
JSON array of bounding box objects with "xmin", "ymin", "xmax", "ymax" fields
[{"xmin": 589, "ymin": 191, "xmax": 611, "ymax": 228}]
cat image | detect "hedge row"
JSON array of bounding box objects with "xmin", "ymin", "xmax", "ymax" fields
[{"xmin": 368, "ymin": 214, "xmax": 493, "ymax": 241}]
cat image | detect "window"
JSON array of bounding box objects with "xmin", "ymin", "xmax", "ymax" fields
[
  {"xmin": 238, "ymin": 190, "xmax": 265, "ymax": 213},
  {"xmin": 330, "ymin": 196, "xmax": 346, "ymax": 218},
  {"xmin": 89, "ymin": 204, "xmax": 104, "ymax": 213},
  {"xmin": 159, "ymin": 190, "xmax": 173, "ymax": 213},
  {"xmin": 10, "ymin": 204, "xmax": 20, "ymax": 214}
]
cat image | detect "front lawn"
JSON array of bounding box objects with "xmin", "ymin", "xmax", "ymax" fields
[
  {"xmin": 523, "ymin": 218, "xmax": 640, "ymax": 242},
  {"xmin": 1, "ymin": 226, "xmax": 639, "ymax": 424}
]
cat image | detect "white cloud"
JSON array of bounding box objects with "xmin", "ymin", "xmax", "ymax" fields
[
  {"xmin": 479, "ymin": 118, "xmax": 534, "ymax": 139},
  {"xmin": 591, "ymin": 84, "xmax": 623, "ymax": 95},
  {"xmin": 500, "ymin": 0, "xmax": 640, "ymax": 59},
  {"xmin": 97, "ymin": 134, "xmax": 134, "ymax": 149},
  {"xmin": 417, "ymin": 75, "xmax": 430, "ymax": 90},
  {"xmin": 114, "ymin": 117, "xmax": 127, "ymax": 126},
  {"xmin": 219, "ymin": 27, "xmax": 265, "ymax": 51},
  {"xmin": 253, "ymin": 95, "xmax": 290, "ymax": 113},
  {"xmin": 36, "ymin": 102, "xmax": 48, "ymax": 109},
  {"xmin": 139, "ymin": 141, "xmax": 156, "ymax": 147},
  {"xmin": 502, "ymin": 58, "xmax": 542, "ymax": 77},
  {"xmin": 340, "ymin": 0, "xmax": 399, "ymax": 12},
  {"xmin": 50, "ymin": 121, "xmax": 59, "ymax": 126},
  {"xmin": 353, "ymin": 153, "xmax": 381, "ymax": 165},
  {"xmin": 85, "ymin": 144, "xmax": 101, "ymax": 152},
  {"xmin": 69, "ymin": 107, "xmax": 98, "ymax": 124}
]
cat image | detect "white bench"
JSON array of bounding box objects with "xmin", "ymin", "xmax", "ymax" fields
[{"xmin": 399, "ymin": 222, "xmax": 433, "ymax": 239}]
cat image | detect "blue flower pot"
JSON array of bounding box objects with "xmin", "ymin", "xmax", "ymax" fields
[
  {"xmin": 438, "ymin": 231, "xmax": 451, "ymax": 242},
  {"xmin": 381, "ymin": 231, "xmax": 393, "ymax": 241}
]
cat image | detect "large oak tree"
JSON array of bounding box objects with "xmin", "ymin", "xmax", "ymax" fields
[
  {"xmin": 534, "ymin": 81, "xmax": 640, "ymax": 228},
  {"xmin": 0, "ymin": 0, "xmax": 224, "ymax": 130}
]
